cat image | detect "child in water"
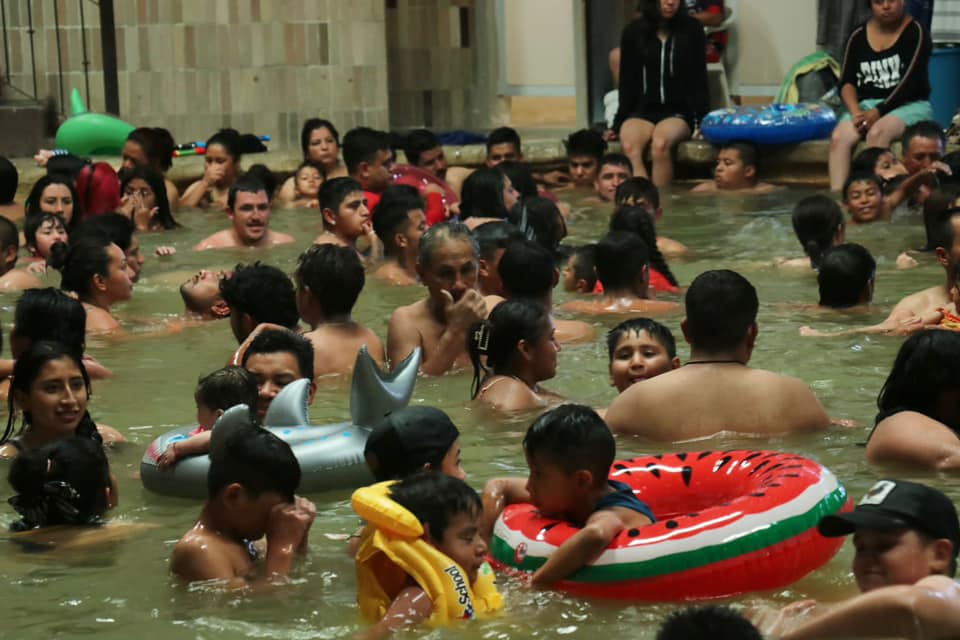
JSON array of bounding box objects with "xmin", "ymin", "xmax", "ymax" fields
[
  {"xmin": 480, "ymin": 404, "xmax": 655, "ymax": 587},
  {"xmin": 607, "ymin": 318, "xmax": 680, "ymax": 393},
  {"xmin": 156, "ymin": 366, "xmax": 259, "ymax": 470},
  {"xmin": 284, "ymin": 161, "xmax": 323, "ymax": 209}
]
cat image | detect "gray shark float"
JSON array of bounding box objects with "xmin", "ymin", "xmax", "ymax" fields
[{"xmin": 140, "ymin": 346, "xmax": 421, "ymax": 499}]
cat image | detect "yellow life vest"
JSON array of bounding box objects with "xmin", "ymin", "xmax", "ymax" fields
[{"xmin": 352, "ymin": 481, "xmax": 503, "ymax": 625}]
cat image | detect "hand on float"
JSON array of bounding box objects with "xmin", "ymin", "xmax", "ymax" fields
[
  {"xmin": 442, "ymin": 289, "xmax": 486, "ymax": 332},
  {"xmin": 155, "ymin": 246, "xmax": 177, "ymax": 257},
  {"xmin": 156, "ymin": 442, "xmax": 180, "ymax": 470}
]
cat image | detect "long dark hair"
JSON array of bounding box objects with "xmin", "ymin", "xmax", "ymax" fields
[
  {"xmin": 467, "ymin": 299, "xmax": 550, "ymax": 398},
  {"xmin": 25, "ymin": 175, "xmax": 83, "ymax": 233},
  {"xmin": 120, "ymin": 164, "xmax": 178, "ymax": 229},
  {"xmin": 875, "ymin": 331, "xmax": 960, "ymax": 430},
  {"xmin": 609, "ymin": 205, "xmax": 678, "ymax": 286},
  {"xmin": 47, "ymin": 234, "xmax": 113, "ymax": 298},
  {"xmin": 791, "ymin": 195, "xmax": 845, "ymax": 269},
  {"xmin": 460, "ymin": 167, "xmax": 511, "ymax": 220},
  {"xmin": 13, "ymin": 288, "xmax": 87, "ymax": 358}
]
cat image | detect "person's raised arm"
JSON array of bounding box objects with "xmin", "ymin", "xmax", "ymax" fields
[{"xmin": 530, "ymin": 510, "xmax": 623, "ymax": 588}]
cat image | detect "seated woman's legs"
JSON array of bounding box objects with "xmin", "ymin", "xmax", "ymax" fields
[
  {"xmin": 864, "ymin": 114, "xmax": 907, "ymax": 149},
  {"xmin": 619, "ymin": 118, "xmax": 655, "ymax": 179},
  {"xmin": 829, "ymin": 120, "xmax": 862, "ymax": 191},
  {"xmin": 650, "ymin": 118, "xmax": 691, "ymax": 188},
  {"xmin": 609, "ymin": 47, "xmax": 621, "ymax": 88}
]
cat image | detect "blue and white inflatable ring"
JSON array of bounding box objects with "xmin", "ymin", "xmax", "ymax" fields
[{"xmin": 701, "ymin": 103, "xmax": 836, "ymax": 146}]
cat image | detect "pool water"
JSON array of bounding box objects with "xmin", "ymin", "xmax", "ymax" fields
[{"xmin": 1, "ymin": 187, "xmax": 951, "ymax": 639}]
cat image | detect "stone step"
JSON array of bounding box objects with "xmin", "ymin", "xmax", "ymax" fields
[{"xmin": 0, "ymin": 101, "xmax": 48, "ymax": 158}]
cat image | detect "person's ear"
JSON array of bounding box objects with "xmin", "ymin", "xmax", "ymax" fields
[
  {"xmin": 322, "ymin": 207, "xmax": 337, "ymax": 228},
  {"xmin": 574, "ymin": 278, "xmax": 590, "ymax": 294},
  {"xmin": 395, "ymin": 232, "xmax": 408, "ymax": 250},
  {"xmin": 655, "ymin": 207, "xmax": 663, "ymax": 222},
  {"xmin": 745, "ymin": 322, "xmax": 759, "ymax": 351},
  {"xmin": 517, "ymin": 338, "xmax": 534, "ymax": 363},
  {"xmin": 670, "ymin": 356, "xmax": 681, "ymax": 369},
  {"xmin": 92, "ymin": 272, "xmax": 107, "ymax": 292},
  {"xmin": 834, "ymin": 224, "xmax": 845, "ymax": 245},
  {"xmin": 422, "ymin": 521, "xmax": 438, "ymax": 546},
  {"xmin": 211, "ymin": 299, "xmax": 231, "ymax": 318},
  {"xmin": 680, "ymin": 318, "xmax": 692, "ymax": 345},
  {"xmin": 609, "ymin": 363, "xmax": 616, "ymax": 388},
  {"xmin": 307, "ymin": 381, "xmax": 318, "ymax": 406},
  {"xmin": 573, "ymin": 469, "xmax": 593, "ymax": 490},
  {"xmin": 104, "ymin": 486, "xmax": 114, "ymax": 510},
  {"xmin": 240, "ymin": 312, "xmax": 255, "ymax": 337},
  {"xmin": 638, "ymin": 265, "xmax": 650, "ymax": 295},
  {"xmin": 744, "ymin": 165, "xmax": 756, "ymax": 180},
  {"xmin": 552, "ymin": 268, "xmax": 560, "ymax": 289},
  {"xmin": 929, "ymin": 538, "xmax": 954, "ymax": 574},
  {"xmin": 214, "ymin": 408, "xmax": 225, "ymax": 420},
  {"xmin": 3, "ymin": 244, "xmax": 18, "ymax": 266},
  {"xmin": 936, "ymin": 246, "xmax": 950, "ymax": 269},
  {"xmin": 478, "ymin": 258, "xmax": 490, "ymax": 278},
  {"xmin": 222, "ymin": 483, "xmax": 246, "ymax": 509}
]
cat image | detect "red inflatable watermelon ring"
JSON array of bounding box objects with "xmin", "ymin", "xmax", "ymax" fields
[{"xmin": 489, "ymin": 450, "xmax": 852, "ymax": 601}]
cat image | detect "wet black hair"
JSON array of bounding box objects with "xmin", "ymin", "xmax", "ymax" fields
[
  {"xmin": 842, "ymin": 170, "xmax": 882, "ymax": 200},
  {"xmin": 615, "ymin": 176, "xmax": 660, "ymax": 210},
  {"xmin": 486, "ymin": 127, "xmax": 522, "ymax": 154},
  {"xmin": 300, "ymin": 118, "xmax": 340, "ymax": 157},
  {"xmin": 599, "ymin": 152, "xmax": 633, "ymax": 174},
  {"xmin": 474, "ymin": 221, "xmax": 524, "ymax": 262},
  {"xmin": 319, "ymin": 176, "xmax": 364, "ymax": 223},
  {"xmin": 219, "ymin": 262, "xmax": 299, "ymax": 330},
  {"xmin": 721, "ymin": 141, "xmax": 758, "ymax": 169},
  {"xmin": 851, "ymin": 146, "xmax": 893, "ymax": 178},
  {"xmin": 498, "ymin": 239, "xmax": 555, "ymax": 300},
  {"xmin": 207, "ymin": 424, "xmax": 301, "ymax": 502},
  {"xmin": 595, "ymin": 231, "xmax": 650, "ymax": 291},
  {"xmin": 468, "ymin": 299, "xmax": 551, "ymax": 398},
  {"xmin": 47, "ymin": 233, "xmax": 113, "ymax": 298},
  {"xmin": 0, "ymin": 215, "xmax": 18, "ymax": 252},
  {"xmin": 2, "ymin": 341, "xmax": 99, "ymax": 446},
  {"xmin": 875, "ymin": 331, "xmax": 960, "ymax": 430},
  {"xmin": 523, "ymin": 404, "xmax": 614, "ymax": 485},
  {"xmin": 685, "ymin": 270, "xmax": 758, "ymax": 351},
  {"xmin": 817, "ymin": 243, "xmax": 876, "ymax": 308},
  {"xmin": 120, "ymin": 164, "xmax": 178, "ymax": 229},
  {"xmin": 73, "ymin": 213, "xmax": 135, "ymax": 253},
  {"xmin": 195, "ymin": 366, "xmax": 259, "ymax": 414},
  {"xmin": 568, "ymin": 244, "xmax": 598, "ymax": 291},
  {"xmin": 418, "ymin": 221, "xmax": 479, "ymax": 269},
  {"xmin": 372, "ymin": 185, "xmax": 425, "ymax": 256},
  {"xmin": 342, "ymin": 127, "xmax": 391, "ymax": 176},
  {"xmin": 389, "ymin": 471, "xmax": 481, "ymax": 541},
  {"xmin": 403, "ymin": 129, "xmax": 441, "ymax": 166},
  {"xmin": 902, "ymin": 119, "xmax": 947, "ymax": 151},
  {"xmin": 8, "ymin": 437, "xmax": 111, "ymax": 530},
  {"xmin": 295, "ymin": 243, "xmax": 365, "ymax": 317},
  {"xmin": 791, "ymin": 194, "xmax": 845, "ymax": 269},
  {"xmin": 206, "ymin": 128, "xmax": 242, "ymax": 162},
  {"xmin": 931, "ymin": 207, "xmax": 960, "ymax": 253},
  {"xmin": 509, "ymin": 196, "xmax": 565, "ymax": 254},
  {"xmin": 241, "ymin": 328, "xmax": 315, "ymax": 383},
  {"xmin": 126, "ymin": 127, "xmax": 175, "ymax": 172},
  {"xmin": 610, "ymin": 205, "xmax": 677, "ymax": 286},
  {"xmin": 13, "ymin": 288, "xmax": 87, "ymax": 358},
  {"xmin": 498, "ymin": 161, "xmax": 538, "ymax": 200},
  {"xmin": 0, "ymin": 156, "xmax": 17, "ymax": 204},
  {"xmin": 245, "ymin": 164, "xmax": 278, "ymax": 200},
  {"xmin": 606, "ymin": 318, "xmax": 676, "ymax": 361},
  {"xmin": 564, "ymin": 129, "xmax": 607, "ymax": 160},
  {"xmin": 23, "ymin": 212, "xmax": 67, "ymax": 255},
  {"xmin": 460, "ymin": 167, "xmax": 511, "ymax": 220},
  {"xmin": 656, "ymin": 605, "xmax": 762, "ymax": 640},
  {"xmin": 25, "ymin": 175, "xmax": 83, "ymax": 233},
  {"xmin": 227, "ymin": 175, "xmax": 267, "ymax": 210}
]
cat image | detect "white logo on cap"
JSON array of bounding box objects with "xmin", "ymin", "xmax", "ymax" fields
[{"xmin": 860, "ymin": 480, "xmax": 897, "ymax": 506}]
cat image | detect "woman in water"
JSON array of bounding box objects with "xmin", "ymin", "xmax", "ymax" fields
[
  {"xmin": 828, "ymin": 0, "xmax": 932, "ymax": 191},
  {"xmin": 26, "ymin": 175, "xmax": 82, "ymax": 234},
  {"xmin": 459, "ymin": 167, "xmax": 520, "ymax": 228},
  {"xmin": 609, "ymin": 205, "xmax": 679, "ymax": 292},
  {"xmin": 48, "ymin": 235, "xmax": 133, "ymax": 334},
  {"xmin": 0, "ymin": 341, "xmax": 124, "ymax": 460},
  {"xmin": 120, "ymin": 127, "xmax": 179, "ymax": 210},
  {"xmin": 468, "ymin": 299, "xmax": 562, "ymax": 412},
  {"xmin": 614, "ymin": 0, "xmax": 709, "ymax": 187},
  {"xmin": 119, "ymin": 165, "xmax": 179, "ymax": 231},
  {"xmin": 865, "ymin": 331, "xmax": 960, "ymax": 471},
  {"xmin": 779, "ymin": 194, "xmax": 846, "ymax": 270},
  {"xmin": 179, "ymin": 129, "xmax": 242, "ymax": 210},
  {"xmin": 276, "ymin": 119, "xmax": 346, "ymax": 205}
]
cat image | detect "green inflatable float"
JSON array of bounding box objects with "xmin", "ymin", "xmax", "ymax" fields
[{"xmin": 54, "ymin": 89, "xmax": 135, "ymax": 156}]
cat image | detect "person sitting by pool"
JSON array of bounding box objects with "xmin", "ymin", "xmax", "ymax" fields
[
  {"xmin": 0, "ymin": 156, "xmax": 23, "ymax": 221},
  {"xmin": 0, "ymin": 217, "xmax": 41, "ymax": 291},
  {"xmin": 0, "ymin": 341, "xmax": 124, "ymax": 459},
  {"xmin": 48, "ymin": 235, "xmax": 132, "ymax": 335},
  {"xmin": 295, "ymin": 244, "xmax": 385, "ymax": 376},
  {"xmin": 479, "ymin": 404, "xmax": 655, "ymax": 587},
  {"xmin": 613, "ymin": 177, "xmax": 688, "ymax": 257},
  {"xmin": 119, "ymin": 164, "xmax": 180, "ymax": 231},
  {"xmin": 277, "ymin": 119, "xmax": 346, "ymax": 206},
  {"xmin": 561, "ymin": 232, "xmax": 679, "ymax": 316},
  {"xmin": 313, "ymin": 177, "xmax": 374, "ymax": 254},
  {"xmin": 371, "ymin": 186, "xmax": 427, "ymax": 286},
  {"xmin": 609, "ymin": 205, "xmax": 680, "ymax": 293},
  {"xmin": 590, "ymin": 153, "xmax": 632, "ymax": 203},
  {"xmin": 120, "ymin": 127, "xmax": 180, "ymax": 211},
  {"xmin": 778, "ymin": 195, "xmax": 846, "ymax": 269},
  {"xmin": 475, "ymin": 220, "xmax": 524, "ymax": 297},
  {"xmin": 180, "ymin": 129, "xmax": 243, "ymax": 210},
  {"xmin": 25, "ymin": 174, "xmax": 82, "ymax": 234},
  {"xmin": 863, "ymin": 332, "xmax": 960, "ymax": 471},
  {"xmin": 364, "ymin": 407, "xmax": 465, "ymax": 483},
  {"xmin": 751, "ymin": 479, "xmax": 960, "ymax": 639},
  {"xmin": 170, "ymin": 420, "xmax": 317, "ymax": 589},
  {"xmin": 219, "ymin": 262, "xmax": 299, "ymax": 344},
  {"xmin": 691, "ymin": 142, "xmax": 778, "ymax": 194},
  {"xmin": 498, "ymin": 239, "xmax": 594, "ymax": 343},
  {"xmin": 355, "ymin": 471, "xmax": 497, "ymax": 637},
  {"xmin": 180, "ymin": 270, "xmax": 231, "ymax": 321},
  {"xmin": 239, "ymin": 329, "xmax": 316, "ymax": 421},
  {"xmin": 467, "ymin": 299, "xmax": 562, "ymax": 413},
  {"xmin": 817, "ymin": 244, "xmax": 876, "ymax": 309},
  {"xmin": 562, "ymin": 244, "xmax": 599, "ymax": 294},
  {"xmin": 828, "ymin": 0, "xmax": 933, "ymax": 192},
  {"xmin": 193, "ymin": 176, "xmax": 294, "ymax": 251},
  {"xmin": 606, "ymin": 269, "xmax": 830, "ymax": 441},
  {"xmin": 387, "ymin": 222, "xmax": 487, "ymax": 375},
  {"xmin": 606, "ymin": 318, "xmax": 680, "ymax": 394},
  {"xmin": 280, "ymin": 161, "xmax": 323, "ymax": 209},
  {"xmin": 156, "ymin": 366, "xmax": 259, "ymax": 470},
  {"xmin": 459, "ymin": 167, "xmax": 520, "ymax": 229},
  {"xmin": 343, "ymin": 127, "xmax": 394, "ymax": 209}
]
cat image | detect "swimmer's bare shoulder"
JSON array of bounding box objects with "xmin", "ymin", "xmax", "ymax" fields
[
  {"xmin": 193, "ymin": 230, "xmax": 235, "ymax": 251},
  {"xmin": 691, "ymin": 181, "xmax": 717, "ymax": 193},
  {"xmin": 387, "ymin": 300, "xmax": 427, "ymax": 367},
  {"xmin": 0, "ymin": 269, "xmax": 43, "ymax": 291},
  {"xmin": 266, "ymin": 230, "xmax": 295, "ymax": 246},
  {"xmin": 372, "ymin": 262, "xmax": 417, "ymax": 286},
  {"xmin": 554, "ymin": 318, "xmax": 595, "ymax": 343},
  {"xmin": 171, "ymin": 527, "xmax": 250, "ymax": 586}
]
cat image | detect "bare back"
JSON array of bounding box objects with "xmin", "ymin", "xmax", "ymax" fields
[
  {"xmin": 387, "ymin": 299, "xmax": 472, "ymax": 373},
  {"xmin": 304, "ymin": 324, "xmax": 385, "ymax": 377}
]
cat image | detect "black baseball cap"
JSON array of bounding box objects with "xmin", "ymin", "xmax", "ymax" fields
[
  {"xmin": 363, "ymin": 407, "xmax": 460, "ymax": 481},
  {"xmin": 819, "ymin": 479, "xmax": 960, "ymax": 557}
]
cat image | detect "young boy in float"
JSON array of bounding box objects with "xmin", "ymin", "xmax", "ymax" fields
[
  {"xmin": 371, "ymin": 186, "xmax": 427, "ymax": 286},
  {"xmin": 170, "ymin": 422, "xmax": 317, "ymax": 589},
  {"xmin": 283, "ymin": 160, "xmax": 323, "ymax": 209},
  {"xmin": 238, "ymin": 328, "xmax": 317, "ymax": 421},
  {"xmin": 614, "ymin": 177, "xmax": 689, "ymax": 257},
  {"xmin": 480, "ymin": 404, "xmax": 655, "ymax": 587},
  {"xmin": 606, "ymin": 318, "xmax": 681, "ymax": 394},
  {"xmin": 313, "ymin": 177, "xmax": 374, "ymax": 254},
  {"xmin": 691, "ymin": 142, "xmax": 778, "ymax": 194},
  {"xmin": 294, "ymin": 243, "xmax": 386, "ymax": 376},
  {"xmin": 0, "ymin": 216, "xmax": 41, "ymax": 290},
  {"xmin": 353, "ymin": 472, "xmax": 501, "ymax": 639},
  {"xmin": 155, "ymin": 366, "xmax": 259, "ymax": 470},
  {"xmin": 561, "ymin": 232, "xmax": 679, "ymax": 315},
  {"xmin": 750, "ymin": 479, "xmax": 960, "ymax": 639}
]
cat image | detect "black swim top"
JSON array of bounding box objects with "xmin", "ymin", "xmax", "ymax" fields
[{"xmin": 595, "ymin": 480, "xmax": 657, "ymax": 523}]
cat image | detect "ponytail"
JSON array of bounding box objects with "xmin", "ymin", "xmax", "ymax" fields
[{"xmin": 610, "ymin": 206, "xmax": 678, "ymax": 286}]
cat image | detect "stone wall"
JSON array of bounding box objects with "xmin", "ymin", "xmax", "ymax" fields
[{"xmin": 1, "ymin": 0, "xmax": 390, "ymax": 148}]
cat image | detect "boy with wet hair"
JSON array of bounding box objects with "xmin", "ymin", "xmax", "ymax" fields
[
  {"xmin": 295, "ymin": 243, "xmax": 385, "ymax": 375},
  {"xmin": 480, "ymin": 404, "xmax": 655, "ymax": 587},
  {"xmin": 485, "ymin": 127, "xmax": 522, "ymax": 167},
  {"xmin": 170, "ymin": 423, "xmax": 316, "ymax": 588},
  {"xmin": 0, "ymin": 216, "xmax": 41, "ymax": 290},
  {"xmin": 403, "ymin": 129, "xmax": 446, "ymax": 179},
  {"xmin": 371, "ymin": 186, "xmax": 426, "ymax": 286},
  {"xmin": 606, "ymin": 318, "xmax": 680, "ymax": 393},
  {"xmin": 240, "ymin": 328, "xmax": 316, "ymax": 420},
  {"xmin": 562, "ymin": 244, "xmax": 598, "ymax": 294},
  {"xmin": 219, "ymin": 262, "xmax": 299, "ymax": 343},
  {"xmin": 563, "ymin": 129, "xmax": 607, "ymax": 187},
  {"xmin": 314, "ymin": 177, "xmax": 372, "ymax": 251},
  {"xmin": 343, "ymin": 127, "xmax": 394, "ymax": 195},
  {"xmin": 817, "ymin": 243, "xmax": 876, "ymax": 309},
  {"xmin": 692, "ymin": 142, "xmax": 777, "ymax": 193},
  {"xmin": 751, "ymin": 479, "xmax": 960, "ymax": 639}
]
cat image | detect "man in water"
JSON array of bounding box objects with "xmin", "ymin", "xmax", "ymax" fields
[
  {"xmin": 193, "ymin": 177, "xmax": 294, "ymax": 251},
  {"xmin": 691, "ymin": 142, "xmax": 778, "ymax": 194},
  {"xmin": 606, "ymin": 270, "xmax": 830, "ymax": 441},
  {"xmin": 180, "ymin": 269, "xmax": 231, "ymax": 320}
]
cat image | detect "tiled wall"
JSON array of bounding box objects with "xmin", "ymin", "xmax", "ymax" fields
[{"xmin": 1, "ymin": 0, "xmax": 390, "ymax": 148}]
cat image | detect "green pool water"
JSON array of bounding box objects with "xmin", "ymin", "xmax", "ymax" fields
[{"xmin": 1, "ymin": 187, "xmax": 952, "ymax": 639}]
